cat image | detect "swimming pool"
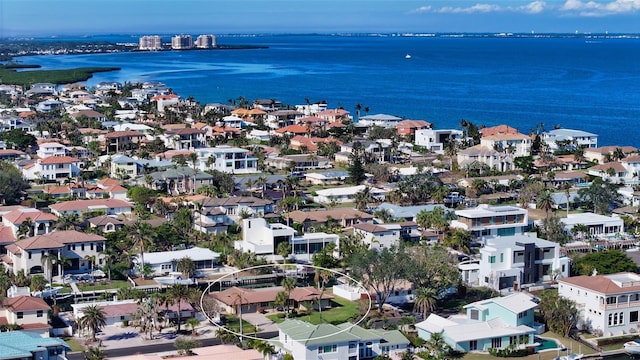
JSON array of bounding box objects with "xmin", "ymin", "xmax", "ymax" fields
[{"xmin": 535, "ymin": 337, "xmax": 563, "ymax": 351}]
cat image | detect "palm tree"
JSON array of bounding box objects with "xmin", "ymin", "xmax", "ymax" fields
[
  {"xmin": 537, "ymin": 190, "xmax": 555, "ymax": 219},
  {"xmin": 413, "ymin": 287, "xmax": 438, "ymax": 319},
  {"xmin": 176, "ymin": 257, "xmax": 196, "ymax": 279},
  {"xmin": 82, "ymin": 346, "xmax": 106, "ymax": 360},
  {"xmin": 133, "ymin": 296, "xmax": 160, "ymax": 340},
  {"xmin": 167, "ymin": 284, "xmax": 194, "ymax": 333},
  {"xmin": 186, "ymin": 317, "xmax": 200, "ymax": 336},
  {"xmin": 84, "ymin": 254, "xmax": 96, "ymax": 280},
  {"xmin": 353, "ymin": 186, "xmax": 372, "ymax": 212},
  {"xmin": 281, "ymin": 277, "xmax": 297, "ymax": 318},
  {"xmin": 426, "ymin": 331, "xmax": 449, "ymax": 360},
  {"xmin": 78, "ymin": 305, "xmax": 107, "ymax": 342},
  {"xmin": 129, "ymin": 221, "xmax": 154, "ymax": 279},
  {"xmin": 40, "ymin": 251, "xmax": 55, "ymax": 283},
  {"xmin": 253, "ymin": 340, "xmax": 276, "ymax": 360}
]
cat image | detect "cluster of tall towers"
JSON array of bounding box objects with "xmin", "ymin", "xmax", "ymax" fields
[{"xmin": 138, "ymin": 34, "xmax": 217, "ymax": 50}]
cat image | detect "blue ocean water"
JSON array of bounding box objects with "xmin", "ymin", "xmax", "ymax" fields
[{"xmin": 16, "ymin": 34, "xmax": 640, "ymax": 147}]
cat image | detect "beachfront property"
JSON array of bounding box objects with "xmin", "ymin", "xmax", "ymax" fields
[
  {"xmin": 2, "ymin": 230, "xmax": 107, "ymax": 279},
  {"xmin": 560, "ymin": 212, "xmax": 624, "ymax": 237},
  {"xmin": 543, "ymin": 128, "xmax": 598, "ymax": 152},
  {"xmin": 357, "ymin": 113, "xmax": 404, "ymax": 128},
  {"xmin": 139, "ymin": 35, "xmax": 163, "ymax": 50},
  {"xmin": 474, "ymin": 234, "xmax": 570, "ymax": 291},
  {"xmin": 558, "ymin": 272, "xmax": 640, "ymax": 336},
  {"xmin": 134, "ymin": 247, "xmax": 220, "ymax": 277},
  {"xmin": 0, "ymin": 331, "xmax": 68, "ymax": 360},
  {"xmin": 275, "ymin": 319, "xmax": 410, "ymax": 360},
  {"xmin": 414, "ymin": 128, "xmax": 464, "ymax": 153},
  {"xmin": 171, "ymin": 34, "xmax": 194, "ymax": 49},
  {"xmin": 416, "ymin": 292, "xmax": 540, "ymax": 353},
  {"xmin": 312, "ymin": 185, "xmax": 387, "ymax": 205},
  {"xmin": 236, "ymin": 218, "xmax": 338, "ymax": 262},
  {"xmin": 450, "ymin": 204, "xmax": 529, "ymax": 240}
]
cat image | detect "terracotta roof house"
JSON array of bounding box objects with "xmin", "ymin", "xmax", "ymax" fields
[
  {"xmin": 396, "ymin": 120, "xmax": 431, "ymax": 136},
  {"xmin": 70, "ymin": 109, "xmax": 106, "ymax": 123},
  {"xmin": 1, "ymin": 296, "xmax": 52, "ymax": 336},
  {"xmin": 3, "ymin": 230, "xmax": 106, "ymax": 282},
  {"xmin": 164, "ymin": 127, "xmax": 206, "ymax": 150},
  {"xmin": 316, "ymin": 108, "xmax": 350, "ymax": 123},
  {"xmin": 480, "ymin": 125, "xmax": 520, "ymax": 137},
  {"xmin": 88, "ymin": 215, "xmax": 125, "ymax": 233},
  {"xmin": 49, "ymin": 199, "xmax": 133, "ymax": 216},
  {"xmin": 275, "ymin": 124, "xmax": 311, "ymax": 136},
  {"xmin": 210, "ymin": 286, "xmax": 333, "ymax": 314},
  {"xmin": 287, "ymin": 209, "xmax": 373, "ymax": 230},
  {"xmin": 104, "ymin": 130, "xmax": 147, "ymax": 152},
  {"xmin": 21, "ymin": 156, "xmax": 82, "ymax": 182},
  {"xmin": 0, "ymin": 149, "xmax": 27, "ymax": 161},
  {"xmin": 1, "ymin": 208, "xmax": 58, "ymax": 241}
]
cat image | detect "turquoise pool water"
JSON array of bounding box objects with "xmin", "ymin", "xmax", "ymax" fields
[{"xmin": 535, "ymin": 338, "xmax": 562, "ymax": 351}]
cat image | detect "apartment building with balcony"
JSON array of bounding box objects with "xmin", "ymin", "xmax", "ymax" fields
[
  {"xmin": 450, "ymin": 204, "xmax": 529, "ymax": 240},
  {"xmin": 195, "ymin": 145, "xmax": 259, "ymax": 174},
  {"xmin": 195, "ymin": 34, "xmax": 217, "ymax": 48},
  {"xmin": 139, "ymin": 35, "xmax": 163, "ymax": 50},
  {"xmin": 171, "ymin": 35, "xmax": 194, "ymax": 49},
  {"xmin": 558, "ymin": 272, "xmax": 640, "ymax": 336}
]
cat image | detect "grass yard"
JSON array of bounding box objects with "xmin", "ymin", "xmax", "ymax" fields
[
  {"xmin": 268, "ymin": 296, "xmax": 362, "ymax": 325},
  {"xmin": 224, "ymin": 315, "xmax": 259, "ymax": 335},
  {"xmin": 63, "ymin": 337, "xmax": 84, "ymax": 352},
  {"xmin": 78, "ymin": 280, "xmax": 130, "ymax": 292}
]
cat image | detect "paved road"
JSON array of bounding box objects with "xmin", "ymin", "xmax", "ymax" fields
[{"xmin": 66, "ymin": 331, "xmax": 279, "ymax": 359}]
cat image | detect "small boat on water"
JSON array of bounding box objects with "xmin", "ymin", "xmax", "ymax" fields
[
  {"xmin": 405, "ymin": 54, "xmax": 412, "ymax": 59},
  {"xmin": 625, "ymin": 339, "xmax": 640, "ymax": 354}
]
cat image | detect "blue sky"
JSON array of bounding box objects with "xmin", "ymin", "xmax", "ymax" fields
[{"xmin": 1, "ymin": 0, "xmax": 639, "ymax": 36}]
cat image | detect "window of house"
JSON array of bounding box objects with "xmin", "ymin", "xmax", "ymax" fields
[
  {"xmin": 500, "ymin": 253, "xmax": 504, "ymax": 262},
  {"xmin": 37, "ymin": 310, "xmax": 43, "ymax": 317},
  {"xmin": 91, "ymin": 243, "xmax": 94, "ymax": 251},
  {"xmin": 28, "ymin": 252, "xmax": 32, "ymax": 260},
  {"xmin": 489, "ymin": 256, "xmax": 496, "ymax": 264},
  {"xmin": 631, "ymin": 311, "xmax": 639, "ymax": 323},
  {"xmin": 17, "ymin": 312, "xmax": 23, "ymax": 319},
  {"xmin": 491, "ymin": 338, "xmax": 502, "ymax": 348},
  {"xmin": 318, "ymin": 345, "xmax": 337, "ymax": 353},
  {"xmin": 470, "ymin": 309, "xmax": 479, "ymax": 320}
]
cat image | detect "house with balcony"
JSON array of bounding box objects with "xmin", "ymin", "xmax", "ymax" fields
[
  {"xmin": 265, "ymin": 109, "xmax": 303, "ymax": 129},
  {"xmin": 236, "ymin": 217, "xmax": 339, "ymax": 263},
  {"xmin": 194, "ymin": 146, "xmax": 259, "ymax": 174},
  {"xmin": 414, "ymin": 128, "xmax": 464, "ymax": 154},
  {"xmin": 0, "ymin": 331, "xmax": 68, "ymax": 360},
  {"xmin": 104, "ymin": 130, "xmax": 147, "ymax": 153},
  {"xmin": 144, "ymin": 166, "xmax": 215, "ymax": 195},
  {"xmin": 358, "ymin": 114, "xmax": 403, "ymax": 128},
  {"xmin": 584, "ymin": 146, "xmax": 637, "ymax": 164},
  {"xmin": 480, "ymin": 132, "xmax": 532, "ymax": 158},
  {"xmin": 22, "ymin": 156, "xmax": 82, "ymax": 182},
  {"xmin": 475, "ymin": 234, "xmax": 570, "ymax": 291},
  {"xmin": 558, "ymin": 272, "xmax": 640, "ymax": 336},
  {"xmin": 193, "ymin": 196, "xmax": 273, "ymax": 225},
  {"xmin": 0, "ymin": 296, "xmax": 51, "ymax": 337},
  {"xmin": 2, "ymin": 230, "xmax": 107, "ymax": 279},
  {"xmin": 36, "ymin": 142, "xmax": 67, "ymax": 158},
  {"xmin": 396, "ymin": 120, "xmax": 431, "ymax": 137},
  {"xmin": 135, "ymin": 247, "xmax": 220, "ymax": 277},
  {"xmin": 416, "ymin": 292, "xmax": 540, "ymax": 353},
  {"xmin": 450, "ymin": 204, "xmax": 529, "ymax": 240},
  {"xmin": 313, "ymin": 185, "xmax": 388, "ymax": 205},
  {"xmin": 164, "ymin": 127, "xmax": 207, "ymax": 150},
  {"xmin": 265, "ymin": 154, "xmax": 332, "ymax": 172},
  {"xmin": 340, "ymin": 140, "xmax": 392, "ymax": 164},
  {"xmin": 276, "ymin": 319, "xmax": 409, "ymax": 360},
  {"xmin": 560, "ymin": 212, "xmax": 624, "ymax": 237},
  {"xmin": 0, "ymin": 207, "xmax": 58, "ymax": 242},
  {"xmin": 353, "ymin": 222, "xmax": 420, "ymax": 249}
]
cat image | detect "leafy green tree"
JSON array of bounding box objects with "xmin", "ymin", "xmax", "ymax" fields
[
  {"xmin": 538, "ymin": 215, "xmax": 569, "ymax": 244},
  {"xmin": 0, "ymin": 161, "xmax": 29, "ymax": 205},
  {"xmin": 281, "ymin": 277, "xmax": 297, "ymax": 317},
  {"xmin": 406, "ymin": 245, "xmax": 460, "ymax": 297},
  {"xmin": 172, "ymin": 207, "xmax": 194, "ymax": 235},
  {"xmin": 174, "ymin": 338, "xmax": 201, "ymax": 356},
  {"xmin": 186, "ymin": 317, "xmax": 200, "ymax": 336},
  {"xmin": 277, "ymin": 241, "xmax": 291, "ymax": 263},
  {"xmin": 0, "ymin": 129, "xmax": 36, "ymax": 151},
  {"xmin": 30, "ymin": 274, "xmax": 47, "ymax": 292},
  {"xmin": 537, "ymin": 190, "xmax": 555, "ymax": 218},
  {"xmin": 578, "ymin": 177, "xmax": 621, "ymax": 214},
  {"xmin": 353, "ymin": 186, "xmax": 372, "ymax": 212},
  {"xmin": 82, "ymin": 346, "xmax": 106, "ymax": 360},
  {"xmin": 514, "ymin": 156, "xmax": 535, "ymax": 174},
  {"xmin": 572, "ymin": 250, "xmax": 638, "ymax": 276},
  {"xmin": 126, "ymin": 185, "xmax": 156, "ymax": 205},
  {"xmin": 176, "ymin": 257, "xmax": 196, "ymax": 279},
  {"xmin": 538, "ymin": 291, "xmax": 578, "ymax": 337},
  {"xmin": 348, "ymin": 153, "xmax": 366, "ymax": 185},
  {"xmin": 350, "ymin": 246, "xmax": 407, "ymax": 312},
  {"xmin": 78, "ymin": 305, "xmax": 107, "ymax": 342},
  {"xmin": 443, "ymin": 228, "xmax": 472, "ymax": 253},
  {"xmin": 167, "ymin": 284, "xmax": 196, "ymax": 333}
]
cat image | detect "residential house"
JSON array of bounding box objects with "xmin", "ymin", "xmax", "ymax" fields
[
  {"xmin": 416, "ymin": 292, "xmax": 540, "ymax": 352},
  {"xmin": 135, "ymin": 247, "xmax": 220, "ymax": 276},
  {"xmin": 304, "ymin": 171, "xmax": 349, "ymax": 186},
  {"xmin": 236, "ymin": 218, "xmax": 339, "ymax": 262},
  {"xmin": 253, "ymin": 98, "xmax": 282, "ymax": 111},
  {"xmin": 35, "ymin": 100, "xmax": 63, "ymax": 113},
  {"xmin": 456, "ymin": 145, "xmax": 508, "ymax": 172},
  {"xmin": 275, "ymin": 124, "xmax": 310, "ymax": 137},
  {"xmin": 450, "ymin": 204, "xmax": 529, "ymax": 240},
  {"xmin": 265, "ymin": 154, "xmax": 332, "ymax": 172},
  {"xmin": 295, "ymin": 102, "xmax": 328, "ymax": 116},
  {"xmin": 584, "ymin": 146, "xmax": 637, "ymax": 164},
  {"xmin": 194, "ymin": 146, "xmax": 259, "ymax": 174},
  {"xmin": 313, "ymin": 185, "xmax": 387, "ymax": 205},
  {"xmin": 0, "ymin": 207, "xmax": 58, "ymax": 242},
  {"xmin": 151, "ymin": 94, "xmax": 180, "ymax": 112},
  {"xmin": 414, "ymin": 128, "xmax": 464, "ymax": 154},
  {"xmin": 353, "ymin": 222, "xmax": 421, "ymax": 249},
  {"xmin": 276, "ymin": 319, "xmax": 409, "ymax": 360},
  {"xmin": 543, "ymin": 128, "xmax": 598, "ymax": 152},
  {"xmin": 316, "ymin": 108, "xmax": 350, "ymax": 123},
  {"xmin": 194, "ymin": 196, "xmax": 273, "ymax": 224},
  {"xmin": 0, "ymin": 331, "xmax": 68, "ymax": 360},
  {"xmin": 70, "ymin": 109, "xmax": 106, "ymax": 123},
  {"xmin": 288, "ymin": 209, "xmax": 374, "ymax": 231},
  {"xmin": 104, "ymin": 130, "xmax": 147, "ymax": 152},
  {"xmin": 0, "ymin": 149, "xmax": 27, "ymax": 161},
  {"xmin": 0, "ymin": 296, "xmax": 51, "ymax": 336},
  {"xmin": 145, "ymin": 166, "xmax": 215, "ymax": 195},
  {"xmin": 87, "ymin": 215, "xmax": 125, "ymax": 233},
  {"xmin": 289, "ymin": 135, "xmax": 342, "ymax": 153},
  {"xmin": 558, "ymin": 272, "xmax": 640, "ymax": 336},
  {"xmin": 340, "ymin": 140, "xmax": 391, "ymax": 163},
  {"xmin": 475, "ymin": 234, "xmax": 570, "ymax": 291},
  {"xmin": 358, "ymin": 114, "xmax": 403, "ymax": 128},
  {"xmin": 72, "ymin": 299, "xmax": 194, "ymax": 327},
  {"xmin": 265, "ymin": 109, "xmax": 303, "ymax": 129},
  {"xmin": 49, "ymin": 199, "xmax": 133, "ymax": 217},
  {"xmin": 211, "ymin": 287, "xmax": 333, "ymax": 315},
  {"xmin": 480, "ymin": 131, "xmax": 532, "ymax": 158},
  {"xmin": 396, "ymin": 120, "xmax": 431, "ymax": 137},
  {"xmin": 36, "ymin": 142, "xmax": 67, "ymax": 158},
  {"xmin": 3, "ymin": 230, "xmax": 107, "ymax": 278},
  {"xmin": 560, "ymin": 213, "xmax": 624, "ymax": 237},
  {"xmin": 164, "ymin": 127, "xmax": 207, "ymax": 150},
  {"xmin": 26, "ymin": 83, "xmax": 57, "ymax": 96},
  {"xmin": 373, "ymin": 203, "xmax": 452, "ymax": 223},
  {"xmin": 22, "ymin": 156, "xmax": 82, "ymax": 182}
]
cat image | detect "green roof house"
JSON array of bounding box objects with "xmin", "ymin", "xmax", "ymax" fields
[{"xmin": 0, "ymin": 331, "xmax": 68, "ymax": 360}]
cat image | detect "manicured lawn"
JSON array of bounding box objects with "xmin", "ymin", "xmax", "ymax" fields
[
  {"xmin": 224, "ymin": 315, "xmax": 259, "ymax": 335},
  {"xmin": 63, "ymin": 337, "xmax": 84, "ymax": 352},
  {"xmin": 267, "ymin": 296, "xmax": 361, "ymax": 325},
  {"xmin": 78, "ymin": 280, "xmax": 130, "ymax": 292}
]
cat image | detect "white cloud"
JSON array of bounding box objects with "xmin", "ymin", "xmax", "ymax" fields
[
  {"xmin": 561, "ymin": 0, "xmax": 640, "ymax": 16},
  {"xmin": 412, "ymin": 1, "xmax": 547, "ymax": 14}
]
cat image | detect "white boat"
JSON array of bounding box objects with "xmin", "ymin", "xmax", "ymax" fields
[
  {"xmin": 625, "ymin": 339, "xmax": 640, "ymax": 354},
  {"xmin": 555, "ymin": 354, "xmax": 584, "ymax": 360},
  {"xmin": 32, "ymin": 285, "xmax": 64, "ymax": 298},
  {"xmin": 405, "ymin": 54, "xmax": 412, "ymax": 59},
  {"xmin": 154, "ymin": 272, "xmax": 194, "ymax": 286}
]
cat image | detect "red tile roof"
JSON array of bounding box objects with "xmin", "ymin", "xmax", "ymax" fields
[
  {"xmin": 481, "ymin": 125, "xmax": 520, "ymax": 136},
  {"xmin": 11, "ymin": 230, "xmax": 106, "ymax": 250},
  {"xmin": 559, "ymin": 273, "xmax": 640, "ymax": 294},
  {"xmin": 276, "ymin": 124, "xmax": 310, "ymax": 134},
  {"xmin": 2, "ymin": 208, "xmax": 58, "ymax": 224},
  {"xmin": 49, "ymin": 199, "xmax": 132, "ymax": 213},
  {"xmin": 105, "ymin": 130, "xmax": 146, "ymax": 139},
  {"xmin": 3, "ymin": 295, "xmax": 50, "ymax": 311},
  {"xmin": 39, "ymin": 156, "xmax": 80, "ymax": 165}
]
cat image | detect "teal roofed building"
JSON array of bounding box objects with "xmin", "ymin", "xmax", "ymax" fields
[
  {"xmin": 0, "ymin": 331, "xmax": 68, "ymax": 360},
  {"xmin": 274, "ymin": 319, "xmax": 409, "ymax": 360}
]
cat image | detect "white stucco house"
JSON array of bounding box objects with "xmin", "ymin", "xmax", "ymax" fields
[{"xmin": 135, "ymin": 247, "xmax": 220, "ymax": 277}]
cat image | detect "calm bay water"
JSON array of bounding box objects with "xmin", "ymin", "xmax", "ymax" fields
[{"xmin": 16, "ymin": 34, "xmax": 640, "ymax": 147}]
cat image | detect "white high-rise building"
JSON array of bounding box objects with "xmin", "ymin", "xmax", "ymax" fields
[
  {"xmin": 138, "ymin": 35, "xmax": 162, "ymax": 50},
  {"xmin": 171, "ymin": 35, "xmax": 194, "ymax": 50},
  {"xmin": 195, "ymin": 34, "xmax": 217, "ymax": 48}
]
